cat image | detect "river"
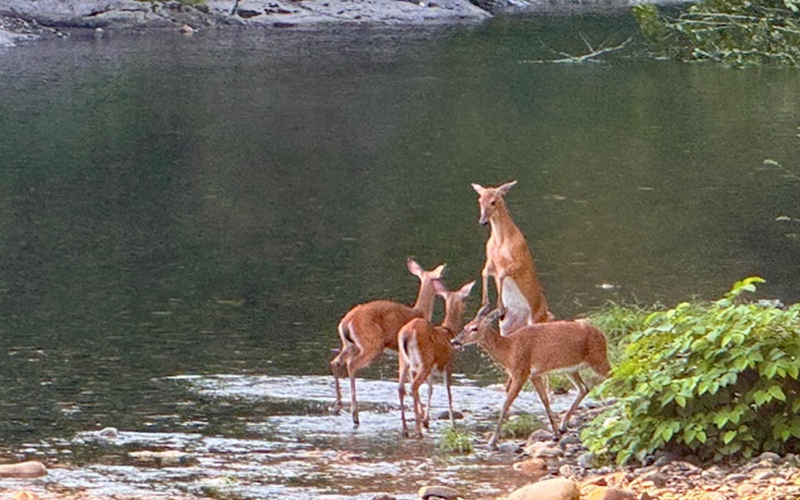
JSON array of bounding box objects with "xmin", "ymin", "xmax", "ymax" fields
[{"xmin": 0, "ymin": 11, "xmax": 799, "ymax": 499}]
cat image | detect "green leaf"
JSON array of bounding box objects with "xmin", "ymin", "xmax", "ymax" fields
[
  {"xmin": 768, "ymin": 385, "xmax": 786, "ymax": 402},
  {"xmin": 723, "ymin": 430, "xmax": 738, "ymax": 444}
]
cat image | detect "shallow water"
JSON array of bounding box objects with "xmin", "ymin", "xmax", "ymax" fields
[{"xmin": 1, "ymin": 10, "xmax": 800, "ymax": 498}]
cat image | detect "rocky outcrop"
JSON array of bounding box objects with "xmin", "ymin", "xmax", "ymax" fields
[{"xmin": 0, "ymin": 0, "xmax": 490, "ymax": 34}]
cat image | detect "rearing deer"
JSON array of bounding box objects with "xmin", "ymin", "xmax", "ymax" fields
[
  {"xmin": 451, "ymin": 306, "xmax": 610, "ymax": 448},
  {"xmin": 472, "ymin": 181, "xmax": 551, "ymax": 334},
  {"xmin": 330, "ymin": 258, "xmax": 446, "ymax": 426},
  {"xmin": 398, "ymin": 279, "xmax": 475, "ymax": 438}
]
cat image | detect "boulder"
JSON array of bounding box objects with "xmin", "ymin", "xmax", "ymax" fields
[
  {"xmin": 506, "ymin": 478, "xmax": 580, "ymax": 500},
  {"xmin": 0, "ymin": 461, "xmax": 47, "ymax": 478},
  {"xmin": 584, "ymin": 486, "xmax": 637, "ymax": 500}
]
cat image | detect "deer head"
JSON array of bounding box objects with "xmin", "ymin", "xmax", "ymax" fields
[{"xmin": 471, "ymin": 180, "xmax": 518, "ymax": 226}]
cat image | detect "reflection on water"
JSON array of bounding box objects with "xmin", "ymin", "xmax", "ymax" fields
[{"xmin": 0, "ymin": 12, "xmax": 799, "ymax": 494}]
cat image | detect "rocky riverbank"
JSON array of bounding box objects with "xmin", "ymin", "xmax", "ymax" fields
[
  {"xmin": 1, "ymin": 403, "xmax": 800, "ymax": 500},
  {"xmin": 0, "ymin": 0, "xmax": 646, "ymax": 47}
]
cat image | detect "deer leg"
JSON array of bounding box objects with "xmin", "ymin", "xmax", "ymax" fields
[
  {"xmin": 530, "ymin": 374, "xmax": 560, "ymax": 437},
  {"xmin": 423, "ymin": 373, "xmax": 434, "ymax": 429},
  {"xmin": 489, "ymin": 376, "xmax": 525, "ymax": 449},
  {"xmin": 330, "ymin": 343, "xmax": 354, "ymax": 415},
  {"xmin": 411, "ymin": 366, "xmax": 432, "ymax": 438},
  {"xmin": 560, "ymin": 372, "xmax": 589, "ymax": 433},
  {"xmin": 399, "ymin": 362, "xmax": 411, "ymax": 438},
  {"xmin": 346, "ymin": 347, "xmax": 382, "ymax": 427},
  {"xmin": 480, "ymin": 263, "xmax": 492, "ymax": 306},
  {"xmin": 444, "ymin": 368, "xmax": 455, "ymax": 426}
]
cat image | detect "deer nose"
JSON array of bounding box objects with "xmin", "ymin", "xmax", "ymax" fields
[{"xmin": 450, "ymin": 338, "xmax": 463, "ymax": 349}]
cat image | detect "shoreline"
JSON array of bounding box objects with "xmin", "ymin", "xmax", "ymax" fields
[{"xmin": 0, "ymin": 0, "xmax": 645, "ymax": 47}]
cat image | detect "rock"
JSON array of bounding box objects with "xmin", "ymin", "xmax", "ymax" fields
[
  {"xmin": 98, "ymin": 427, "xmax": 119, "ymax": 439},
  {"xmin": 506, "ymin": 477, "xmax": 580, "ymax": 500},
  {"xmin": 373, "ymin": 495, "xmax": 396, "ymax": 500},
  {"xmin": 179, "ymin": 23, "xmax": 195, "ymax": 33},
  {"xmin": 0, "ymin": 462, "xmax": 47, "ymax": 478},
  {"xmin": 754, "ymin": 451, "xmax": 782, "ymax": 465},
  {"xmin": 584, "ymin": 486, "xmax": 637, "ymax": 500},
  {"xmin": 128, "ymin": 450, "xmax": 195, "ymax": 466},
  {"xmin": 577, "ymin": 451, "xmax": 595, "ymax": 469},
  {"xmin": 435, "ymin": 410, "xmax": 464, "ymax": 420},
  {"xmin": 636, "ymin": 470, "xmax": 667, "ymax": 488},
  {"xmin": 526, "ymin": 428, "xmax": 555, "ymax": 443},
  {"xmin": 523, "ymin": 442, "xmax": 563, "ymax": 460},
  {"xmin": 513, "ymin": 458, "xmax": 548, "ymax": 479},
  {"xmin": 11, "ymin": 491, "xmax": 40, "ymax": 500},
  {"xmin": 418, "ymin": 485, "xmax": 459, "ymax": 499}
]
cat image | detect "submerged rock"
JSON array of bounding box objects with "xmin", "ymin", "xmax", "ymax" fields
[{"xmin": 419, "ymin": 485, "xmax": 460, "ymax": 499}]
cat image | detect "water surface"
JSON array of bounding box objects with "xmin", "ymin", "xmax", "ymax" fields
[{"xmin": 0, "ymin": 13, "xmax": 799, "ymax": 497}]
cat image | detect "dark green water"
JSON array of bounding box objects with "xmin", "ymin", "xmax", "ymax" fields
[{"xmin": 0, "ymin": 14, "xmax": 799, "ymax": 448}]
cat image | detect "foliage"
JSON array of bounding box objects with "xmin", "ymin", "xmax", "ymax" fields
[
  {"xmin": 501, "ymin": 413, "xmax": 542, "ymax": 439},
  {"xmin": 437, "ymin": 426, "xmax": 474, "ymax": 454},
  {"xmin": 586, "ymin": 301, "xmax": 660, "ymax": 364},
  {"xmin": 582, "ymin": 277, "xmax": 800, "ymax": 464},
  {"xmin": 632, "ymin": 0, "xmax": 800, "ymax": 66}
]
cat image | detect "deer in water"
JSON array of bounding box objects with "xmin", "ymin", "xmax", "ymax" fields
[
  {"xmin": 330, "ymin": 258, "xmax": 446, "ymax": 426},
  {"xmin": 398, "ymin": 279, "xmax": 475, "ymax": 438},
  {"xmin": 451, "ymin": 306, "xmax": 611, "ymax": 448},
  {"xmin": 471, "ymin": 181, "xmax": 551, "ymax": 334}
]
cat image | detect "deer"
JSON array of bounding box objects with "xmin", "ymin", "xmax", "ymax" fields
[
  {"xmin": 471, "ymin": 180, "xmax": 552, "ymax": 335},
  {"xmin": 397, "ymin": 279, "xmax": 475, "ymax": 438},
  {"xmin": 330, "ymin": 258, "xmax": 446, "ymax": 426},
  {"xmin": 451, "ymin": 305, "xmax": 611, "ymax": 448}
]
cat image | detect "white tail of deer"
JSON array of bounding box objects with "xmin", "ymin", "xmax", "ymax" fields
[
  {"xmin": 451, "ymin": 306, "xmax": 610, "ymax": 448},
  {"xmin": 330, "ymin": 258, "xmax": 446, "ymax": 426},
  {"xmin": 471, "ymin": 181, "xmax": 551, "ymax": 333},
  {"xmin": 397, "ymin": 279, "xmax": 475, "ymax": 438}
]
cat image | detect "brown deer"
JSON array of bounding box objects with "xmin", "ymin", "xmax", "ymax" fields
[
  {"xmin": 471, "ymin": 181, "xmax": 551, "ymax": 334},
  {"xmin": 451, "ymin": 306, "xmax": 611, "ymax": 448},
  {"xmin": 330, "ymin": 258, "xmax": 446, "ymax": 426},
  {"xmin": 398, "ymin": 279, "xmax": 475, "ymax": 438}
]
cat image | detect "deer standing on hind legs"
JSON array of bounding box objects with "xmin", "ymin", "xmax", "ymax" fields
[
  {"xmin": 451, "ymin": 306, "xmax": 611, "ymax": 449},
  {"xmin": 398, "ymin": 279, "xmax": 475, "ymax": 438},
  {"xmin": 471, "ymin": 181, "xmax": 552, "ymax": 334},
  {"xmin": 330, "ymin": 259, "xmax": 446, "ymax": 426}
]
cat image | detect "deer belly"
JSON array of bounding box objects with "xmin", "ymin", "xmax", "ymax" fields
[{"xmin": 500, "ymin": 278, "xmax": 531, "ymax": 335}]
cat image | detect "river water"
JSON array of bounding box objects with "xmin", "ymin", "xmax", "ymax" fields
[{"xmin": 0, "ymin": 11, "xmax": 799, "ymax": 499}]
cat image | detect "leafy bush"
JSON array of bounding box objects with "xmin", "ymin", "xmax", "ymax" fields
[
  {"xmin": 437, "ymin": 426, "xmax": 474, "ymax": 454},
  {"xmin": 632, "ymin": 0, "xmax": 800, "ymax": 66},
  {"xmin": 501, "ymin": 413, "xmax": 542, "ymax": 439},
  {"xmin": 582, "ymin": 277, "xmax": 800, "ymax": 464}
]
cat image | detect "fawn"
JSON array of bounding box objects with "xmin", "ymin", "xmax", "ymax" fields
[
  {"xmin": 330, "ymin": 258, "xmax": 445, "ymax": 426},
  {"xmin": 451, "ymin": 306, "xmax": 610, "ymax": 448},
  {"xmin": 398, "ymin": 279, "xmax": 475, "ymax": 438}
]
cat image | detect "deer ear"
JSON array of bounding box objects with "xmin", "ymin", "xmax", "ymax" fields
[
  {"xmin": 431, "ymin": 263, "xmax": 446, "ymax": 279},
  {"xmin": 476, "ymin": 303, "xmax": 492, "ymax": 318},
  {"xmin": 433, "ymin": 279, "xmax": 448, "ymax": 297},
  {"xmin": 406, "ymin": 258, "xmax": 423, "ymax": 277},
  {"xmin": 457, "ymin": 280, "xmax": 476, "ymax": 300},
  {"xmin": 497, "ymin": 180, "xmax": 518, "ymax": 194},
  {"xmin": 471, "ymin": 183, "xmax": 485, "ymax": 195},
  {"xmin": 486, "ymin": 308, "xmax": 503, "ymax": 323}
]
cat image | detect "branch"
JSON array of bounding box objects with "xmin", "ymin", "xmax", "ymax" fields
[{"xmin": 521, "ymin": 37, "xmax": 633, "ymax": 64}]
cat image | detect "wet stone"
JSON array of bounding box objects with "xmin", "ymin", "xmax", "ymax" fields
[{"xmin": 418, "ymin": 485, "xmax": 460, "ymax": 499}]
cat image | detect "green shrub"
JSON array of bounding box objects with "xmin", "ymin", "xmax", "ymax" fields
[
  {"xmin": 582, "ymin": 277, "xmax": 800, "ymax": 464},
  {"xmin": 632, "ymin": 0, "xmax": 800, "ymax": 66},
  {"xmin": 501, "ymin": 413, "xmax": 542, "ymax": 439},
  {"xmin": 437, "ymin": 426, "xmax": 474, "ymax": 454}
]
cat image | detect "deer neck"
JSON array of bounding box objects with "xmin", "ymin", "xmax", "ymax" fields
[
  {"xmin": 489, "ymin": 204, "xmax": 520, "ymax": 245},
  {"xmin": 479, "ymin": 324, "xmax": 514, "ymax": 366},
  {"xmin": 440, "ymin": 304, "xmax": 463, "ymax": 337},
  {"xmin": 412, "ymin": 281, "xmax": 437, "ymax": 321}
]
